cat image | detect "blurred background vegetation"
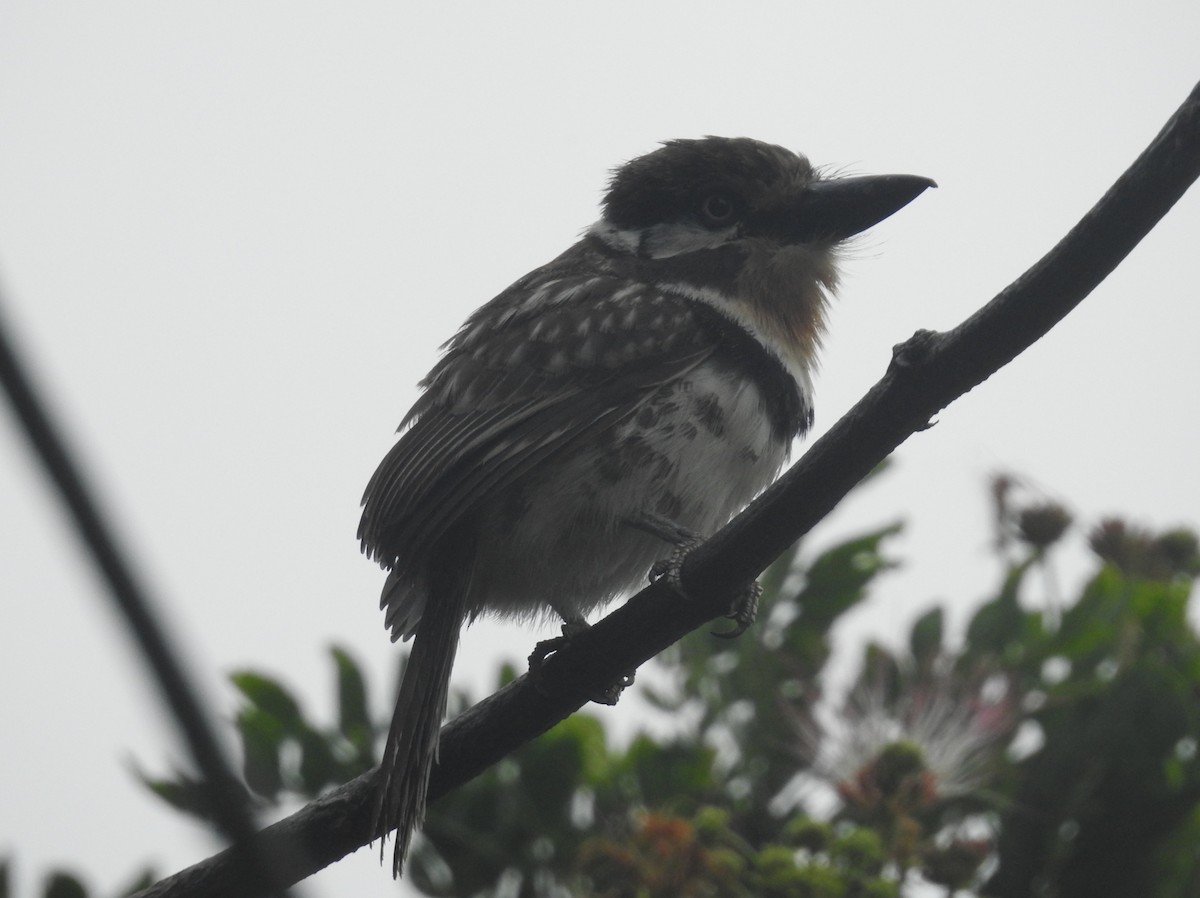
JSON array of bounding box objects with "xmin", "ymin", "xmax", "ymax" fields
[{"xmin": 6, "ymin": 470, "xmax": 1200, "ymax": 898}]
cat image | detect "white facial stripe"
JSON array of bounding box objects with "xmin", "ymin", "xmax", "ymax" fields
[
  {"xmin": 659, "ymin": 280, "xmax": 815, "ymax": 401},
  {"xmin": 589, "ymin": 220, "xmax": 639, "ymax": 253},
  {"xmin": 640, "ymin": 221, "xmax": 737, "ymax": 258},
  {"xmin": 588, "ymin": 218, "xmax": 736, "ymax": 259}
]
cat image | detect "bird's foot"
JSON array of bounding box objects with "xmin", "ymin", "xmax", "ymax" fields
[
  {"xmin": 711, "ymin": 582, "xmax": 761, "ymax": 639},
  {"xmin": 527, "ymin": 615, "xmax": 588, "ymax": 670},
  {"xmin": 528, "ymin": 616, "xmax": 635, "ymax": 705},
  {"xmin": 632, "ymin": 510, "xmax": 761, "ymax": 639}
]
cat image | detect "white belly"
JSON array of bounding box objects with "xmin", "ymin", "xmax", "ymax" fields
[{"xmin": 469, "ymin": 361, "xmax": 790, "ymax": 623}]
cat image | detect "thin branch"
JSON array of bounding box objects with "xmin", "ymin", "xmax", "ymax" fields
[
  {"xmin": 0, "ymin": 307, "xmax": 299, "ymax": 896},
  {"xmin": 134, "ymin": 78, "xmax": 1200, "ymax": 897}
]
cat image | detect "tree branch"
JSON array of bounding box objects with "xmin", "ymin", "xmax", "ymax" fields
[
  {"xmin": 133, "ymin": 78, "xmax": 1200, "ymax": 898},
  {"xmin": 0, "ymin": 300, "xmax": 295, "ymax": 893}
]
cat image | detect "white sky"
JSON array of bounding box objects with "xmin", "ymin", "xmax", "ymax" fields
[{"xmin": 1, "ymin": 3, "xmax": 1198, "ymax": 896}]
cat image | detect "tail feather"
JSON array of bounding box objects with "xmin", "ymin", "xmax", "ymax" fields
[{"xmin": 376, "ymin": 584, "xmax": 467, "ymax": 877}]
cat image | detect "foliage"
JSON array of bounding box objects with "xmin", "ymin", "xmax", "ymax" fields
[
  {"xmin": 0, "ymin": 860, "xmax": 155, "ymax": 898},
  {"xmin": 10, "ymin": 474, "xmax": 1200, "ymax": 897}
]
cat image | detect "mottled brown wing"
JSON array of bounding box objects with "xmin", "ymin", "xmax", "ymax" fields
[{"xmin": 357, "ymin": 273, "xmax": 716, "ymax": 601}]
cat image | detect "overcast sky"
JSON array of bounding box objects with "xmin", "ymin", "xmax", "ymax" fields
[{"xmin": 2, "ymin": 3, "xmax": 1198, "ymax": 896}]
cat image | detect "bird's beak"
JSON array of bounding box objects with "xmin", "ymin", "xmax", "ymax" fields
[{"xmin": 779, "ymin": 174, "xmax": 936, "ymax": 242}]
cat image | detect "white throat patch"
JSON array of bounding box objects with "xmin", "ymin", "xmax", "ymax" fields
[{"xmin": 659, "ymin": 280, "xmax": 817, "ymax": 403}]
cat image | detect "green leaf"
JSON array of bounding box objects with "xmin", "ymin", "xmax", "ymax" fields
[
  {"xmin": 614, "ymin": 736, "xmax": 720, "ymax": 809},
  {"xmin": 852, "ymin": 642, "xmax": 903, "ymax": 706},
  {"xmin": 131, "ymin": 763, "xmax": 223, "ymax": 822},
  {"xmin": 494, "ymin": 661, "xmax": 519, "ymax": 688},
  {"xmin": 831, "ymin": 826, "xmax": 887, "ymax": 875},
  {"xmin": 330, "ymin": 646, "xmax": 372, "ymax": 756},
  {"xmin": 909, "ymin": 606, "xmax": 943, "ymax": 663},
  {"xmin": 43, "ymin": 873, "xmax": 86, "ymax": 898},
  {"xmin": 783, "ymin": 817, "xmax": 832, "ymax": 851},
  {"xmin": 298, "ymin": 725, "xmax": 338, "ymax": 795},
  {"xmin": 965, "ymin": 559, "xmax": 1033, "ymax": 657},
  {"xmin": 229, "ymin": 672, "xmax": 305, "ymax": 734},
  {"xmin": 236, "ymin": 706, "xmax": 284, "ymax": 799},
  {"xmin": 794, "ymin": 522, "xmax": 903, "ymax": 633},
  {"xmin": 547, "ymin": 713, "xmax": 610, "ymax": 786},
  {"xmin": 1054, "ymin": 565, "xmax": 1125, "ymax": 664}
]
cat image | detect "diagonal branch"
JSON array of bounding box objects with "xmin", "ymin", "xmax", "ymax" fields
[
  {"xmin": 133, "ymin": 78, "xmax": 1200, "ymax": 898},
  {"xmin": 0, "ymin": 301, "xmax": 297, "ymax": 894}
]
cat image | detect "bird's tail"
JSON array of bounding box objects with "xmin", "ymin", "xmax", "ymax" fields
[{"xmin": 376, "ymin": 583, "xmax": 467, "ymax": 877}]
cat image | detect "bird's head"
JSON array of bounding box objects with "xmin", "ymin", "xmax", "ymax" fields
[
  {"xmin": 597, "ymin": 136, "xmax": 933, "ymax": 258},
  {"xmin": 590, "ymin": 136, "xmax": 934, "ymax": 382}
]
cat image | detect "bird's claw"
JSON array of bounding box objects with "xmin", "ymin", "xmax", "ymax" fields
[
  {"xmin": 649, "ymin": 538, "xmax": 760, "ymax": 640},
  {"xmin": 528, "ymin": 630, "xmax": 568, "ymax": 674},
  {"xmin": 648, "ymin": 538, "xmax": 704, "ymax": 592},
  {"xmin": 589, "ymin": 671, "xmax": 636, "ymax": 706},
  {"xmin": 711, "ymin": 582, "xmax": 761, "ymax": 638},
  {"xmin": 528, "ymin": 619, "xmax": 635, "ymax": 705}
]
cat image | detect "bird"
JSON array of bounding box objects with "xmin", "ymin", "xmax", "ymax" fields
[{"xmin": 358, "ymin": 136, "xmax": 933, "ymax": 875}]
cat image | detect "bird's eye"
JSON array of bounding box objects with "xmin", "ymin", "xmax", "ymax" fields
[{"xmin": 698, "ymin": 193, "xmax": 737, "ymax": 227}]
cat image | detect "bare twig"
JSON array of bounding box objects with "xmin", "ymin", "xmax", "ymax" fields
[{"xmin": 0, "ymin": 308, "xmax": 300, "ymax": 895}]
